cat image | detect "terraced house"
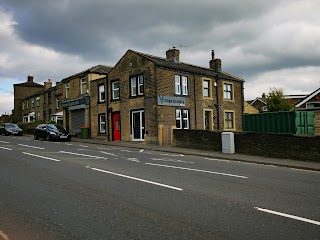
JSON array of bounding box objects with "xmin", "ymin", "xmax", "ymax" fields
[
  {"xmin": 91, "ymin": 48, "xmax": 244, "ymax": 144},
  {"xmin": 15, "ymin": 49, "xmax": 244, "ymax": 144}
]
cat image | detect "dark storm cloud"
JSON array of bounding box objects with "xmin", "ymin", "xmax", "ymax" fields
[{"xmin": 4, "ymin": 0, "xmax": 280, "ymax": 61}]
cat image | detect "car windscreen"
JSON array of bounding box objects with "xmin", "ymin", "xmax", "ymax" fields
[
  {"xmin": 6, "ymin": 124, "xmax": 19, "ymax": 128},
  {"xmin": 47, "ymin": 124, "xmax": 65, "ymax": 131}
]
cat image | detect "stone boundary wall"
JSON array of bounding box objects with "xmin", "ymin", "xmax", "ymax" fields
[{"xmin": 173, "ymin": 129, "xmax": 320, "ymax": 162}]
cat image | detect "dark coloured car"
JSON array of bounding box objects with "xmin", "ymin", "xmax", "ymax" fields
[
  {"xmin": 34, "ymin": 124, "xmax": 71, "ymax": 141},
  {"xmin": 0, "ymin": 123, "xmax": 23, "ymax": 136}
]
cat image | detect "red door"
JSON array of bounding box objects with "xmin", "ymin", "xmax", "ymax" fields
[{"xmin": 112, "ymin": 112, "xmax": 121, "ymax": 141}]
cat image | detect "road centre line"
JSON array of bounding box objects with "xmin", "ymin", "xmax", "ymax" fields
[
  {"xmin": 18, "ymin": 144, "xmax": 44, "ymax": 149},
  {"xmin": 59, "ymin": 151, "xmax": 107, "ymax": 159},
  {"xmin": 65, "ymin": 143, "xmax": 73, "ymax": 145},
  {"xmin": 151, "ymin": 158, "xmax": 194, "ymax": 163},
  {"xmin": 145, "ymin": 163, "xmax": 248, "ymax": 179},
  {"xmin": 0, "ymin": 141, "xmax": 10, "ymax": 144},
  {"xmin": 254, "ymin": 207, "xmax": 320, "ymax": 226},
  {"xmin": 88, "ymin": 167, "xmax": 183, "ymax": 191},
  {"xmin": 79, "ymin": 145, "xmax": 88, "ymax": 147},
  {"xmin": 160, "ymin": 153, "xmax": 184, "ymax": 157},
  {"xmin": 0, "ymin": 146, "xmax": 12, "ymax": 151},
  {"xmin": 22, "ymin": 152, "xmax": 60, "ymax": 162},
  {"xmin": 100, "ymin": 151, "xmax": 118, "ymax": 156}
]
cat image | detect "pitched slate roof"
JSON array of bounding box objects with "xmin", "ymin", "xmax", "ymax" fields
[
  {"xmin": 295, "ymin": 87, "xmax": 320, "ymax": 107},
  {"xmin": 61, "ymin": 65, "xmax": 113, "ymax": 82},
  {"xmin": 14, "ymin": 81, "xmax": 44, "ymax": 87},
  {"xmin": 132, "ymin": 50, "xmax": 244, "ymax": 82}
]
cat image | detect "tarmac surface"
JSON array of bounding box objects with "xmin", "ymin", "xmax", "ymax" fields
[{"xmin": 72, "ymin": 137, "xmax": 320, "ymax": 172}]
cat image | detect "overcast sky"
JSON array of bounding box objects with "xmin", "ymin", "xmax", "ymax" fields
[{"xmin": 0, "ymin": 0, "xmax": 319, "ymax": 115}]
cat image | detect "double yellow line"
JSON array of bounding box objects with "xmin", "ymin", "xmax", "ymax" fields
[{"xmin": 0, "ymin": 230, "xmax": 9, "ymax": 240}]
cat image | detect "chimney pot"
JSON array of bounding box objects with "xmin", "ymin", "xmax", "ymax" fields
[
  {"xmin": 27, "ymin": 75, "xmax": 33, "ymax": 82},
  {"xmin": 166, "ymin": 48, "xmax": 180, "ymax": 62}
]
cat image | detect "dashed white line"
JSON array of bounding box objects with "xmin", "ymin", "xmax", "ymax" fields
[
  {"xmin": 255, "ymin": 207, "xmax": 320, "ymax": 226},
  {"xmin": 79, "ymin": 145, "xmax": 88, "ymax": 148},
  {"xmin": 145, "ymin": 163, "xmax": 248, "ymax": 179},
  {"xmin": 121, "ymin": 149, "xmax": 132, "ymax": 152},
  {"xmin": 88, "ymin": 167, "xmax": 183, "ymax": 191},
  {"xmin": 22, "ymin": 152, "xmax": 60, "ymax": 162},
  {"xmin": 0, "ymin": 146, "xmax": 12, "ymax": 151},
  {"xmin": 18, "ymin": 144, "xmax": 44, "ymax": 149},
  {"xmin": 59, "ymin": 151, "xmax": 107, "ymax": 159},
  {"xmin": 0, "ymin": 141, "xmax": 10, "ymax": 144},
  {"xmin": 65, "ymin": 143, "xmax": 73, "ymax": 145},
  {"xmin": 160, "ymin": 153, "xmax": 184, "ymax": 157},
  {"xmin": 100, "ymin": 151, "xmax": 118, "ymax": 157},
  {"xmin": 139, "ymin": 149, "xmax": 144, "ymax": 152}
]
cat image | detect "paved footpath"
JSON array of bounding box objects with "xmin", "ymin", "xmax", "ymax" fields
[{"xmin": 72, "ymin": 137, "xmax": 320, "ymax": 172}]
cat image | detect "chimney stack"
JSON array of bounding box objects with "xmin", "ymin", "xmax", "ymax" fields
[
  {"xmin": 166, "ymin": 47, "xmax": 180, "ymax": 62},
  {"xmin": 44, "ymin": 79, "xmax": 52, "ymax": 89},
  {"xmin": 27, "ymin": 75, "xmax": 34, "ymax": 82},
  {"xmin": 209, "ymin": 50, "xmax": 222, "ymax": 71}
]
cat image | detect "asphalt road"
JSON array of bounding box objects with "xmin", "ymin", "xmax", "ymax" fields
[{"xmin": 0, "ymin": 135, "xmax": 319, "ymax": 240}]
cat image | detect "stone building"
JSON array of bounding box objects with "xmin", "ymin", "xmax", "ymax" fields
[
  {"xmin": 14, "ymin": 76, "xmax": 44, "ymax": 122},
  {"xmin": 93, "ymin": 48, "xmax": 244, "ymax": 144},
  {"xmin": 60, "ymin": 65, "xmax": 112, "ymax": 135}
]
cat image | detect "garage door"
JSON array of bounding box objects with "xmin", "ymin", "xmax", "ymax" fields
[{"xmin": 70, "ymin": 109, "xmax": 85, "ymax": 133}]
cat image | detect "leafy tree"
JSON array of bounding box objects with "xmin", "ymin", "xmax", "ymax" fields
[{"xmin": 266, "ymin": 88, "xmax": 293, "ymax": 112}]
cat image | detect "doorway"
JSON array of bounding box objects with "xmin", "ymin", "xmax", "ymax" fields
[
  {"xmin": 112, "ymin": 112, "xmax": 121, "ymax": 141},
  {"xmin": 131, "ymin": 110, "xmax": 145, "ymax": 141}
]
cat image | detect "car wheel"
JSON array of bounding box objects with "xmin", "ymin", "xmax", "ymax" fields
[
  {"xmin": 34, "ymin": 133, "xmax": 39, "ymax": 140},
  {"xmin": 46, "ymin": 134, "xmax": 51, "ymax": 141}
]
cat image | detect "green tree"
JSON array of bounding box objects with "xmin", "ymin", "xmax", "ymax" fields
[{"xmin": 266, "ymin": 88, "xmax": 293, "ymax": 112}]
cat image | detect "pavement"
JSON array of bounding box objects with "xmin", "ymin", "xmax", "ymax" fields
[{"xmin": 71, "ymin": 137, "xmax": 320, "ymax": 172}]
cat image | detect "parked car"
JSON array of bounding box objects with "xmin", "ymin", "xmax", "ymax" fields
[
  {"xmin": 0, "ymin": 123, "xmax": 23, "ymax": 136},
  {"xmin": 34, "ymin": 124, "xmax": 71, "ymax": 141}
]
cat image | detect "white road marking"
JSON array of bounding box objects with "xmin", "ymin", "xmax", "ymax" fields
[
  {"xmin": 0, "ymin": 141, "xmax": 10, "ymax": 144},
  {"xmin": 22, "ymin": 152, "xmax": 60, "ymax": 162},
  {"xmin": 145, "ymin": 163, "xmax": 248, "ymax": 179},
  {"xmin": 126, "ymin": 158, "xmax": 140, "ymax": 162},
  {"xmin": 150, "ymin": 158, "xmax": 194, "ymax": 163},
  {"xmin": 18, "ymin": 144, "xmax": 44, "ymax": 149},
  {"xmin": 79, "ymin": 145, "xmax": 88, "ymax": 147},
  {"xmin": 139, "ymin": 149, "xmax": 144, "ymax": 152},
  {"xmin": 100, "ymin": 151, "xmax": 118, "ymax": 157},
  {"xmin": 121, "ymin": 149, "xmax": 132, "ymax": 152},
  {"xmin": 0, "ymin": 146, "xmax": 12, "ymax": 151},
  {"xmin": 160, "ymin": 153, "xmax": 184, "ymax": 157},
  {"xmin": 205, "ymin": 157, "xmax": 230, "ymax": 162},
  {"xmin": 255, "ymin": 207, "xmax": 320, "ymax": 226},
  {"xmin": 65, "ymin": 143, "xmax": 73, "ymax": 145},
  {"xmin": 88, "ymin": 167, "xmax": 183, "ymax": 191},
  {"xmin": 59, "ymin": 151, "xmax": 107, "ymax": 159},
  {"xmin": 97, "ymin": 147, "xmax": 111, "ymax": 150}
]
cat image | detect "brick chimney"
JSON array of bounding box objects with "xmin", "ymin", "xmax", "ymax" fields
[
  {"xmin": 209, "ymin": 50, "xmax": 222, "ymax": 71},
  {"xmin": 27, "ymin": 75, "xmax": 34, "ymax": 82},
  {"xmin": 166, "ymin": 47, "xmax": 180, "ymax": 62},
  {"xmin": 44, "ymin": 79, "xmax": 52, "ymax": 89}
]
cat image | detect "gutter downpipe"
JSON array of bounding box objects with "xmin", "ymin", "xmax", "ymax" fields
[
  {"xmin": 193, "ymin": 73, "xmax": 197, "ymax": 129},
  {"xmin": 106, "ymin": 77, "xmax": 110, "ymax": 141},
  {"xmin": 215, "ymin": 74, "xmax": 220, "ymax": 130}
]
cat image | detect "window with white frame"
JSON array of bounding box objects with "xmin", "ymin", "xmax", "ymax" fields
[
  {"xmin": 56, "ymin": 97, "xmax": 60, "ymax": 109},
  {"xmin": 203, "ymin": 79, "xmax": 211, "ymax": 98},
  {"xmin": 175, "ymin": 75, "xmax": 188, "ymax": 96},
  {"xmin": 99, "ymin": 114, "xmax": 106, "ymax": 133},
  {"xmin": 130, "ymin": 75, "xmax": 144, "ymax": 97},
  {"xmin": 98, "ymin": 84, "xmax": 105, "ymax": 102},
  {"xmin": 31, "ymin": 99, "xmax": 34, "ymax": 108},
  {"xmin": 176, "ymin": 109, "xmax": 189, "ymax": 129},
  {"xmin": 80, "ymin": 78, "xmax": 87, "ymax": 94},
  {"xmin": 223, "ymin": 83, "xmax": 233, "ymax": 100},
  {"xmin": 224, "ymin": 111, "xmax": 234, "ymax": 129},
  {"xmin": 112, "ymin": 80, "xmax": 120, "ymax": 100},
  {"xmin": 65, "ymin": 83, "xmax": 70, "ymax": 98}
]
